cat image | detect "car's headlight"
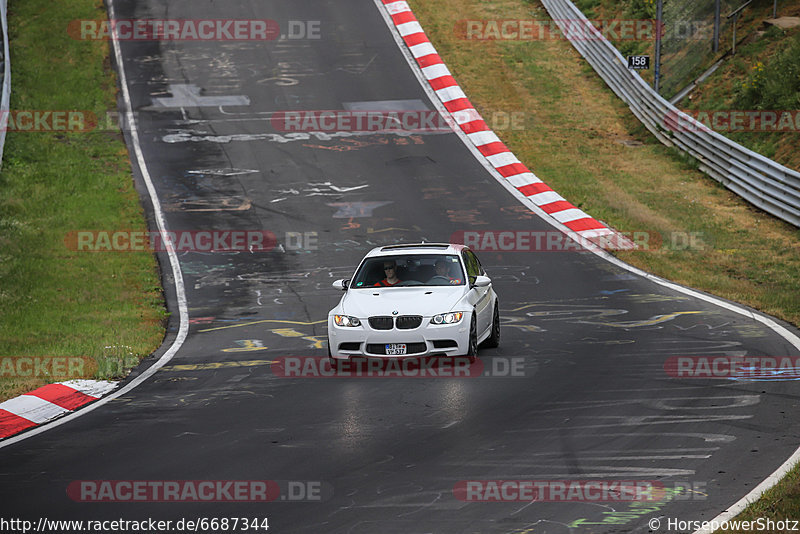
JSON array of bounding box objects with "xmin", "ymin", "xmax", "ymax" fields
[
  {"xmin": 334, "ymin": 315, "xmax": 361, "ymax": 327},
  {"xmin": 431, "ymin": 312, "xmax": 463, "ymax": 325}
]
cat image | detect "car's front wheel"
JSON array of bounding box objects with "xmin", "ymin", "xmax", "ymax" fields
[
  {"xmin": 483, "ymin": 301, "xmax": 500, "ymax": 348},
  {"xmin": 465, "ymin": 312, "xmax": 478, "ymax": 362},
  {"xmin": 327, "ymin": 338, "xmax": 338, "ymax": 367}
]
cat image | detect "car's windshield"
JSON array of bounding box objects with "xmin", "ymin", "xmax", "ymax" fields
[{"xmin": 350, "ymin": 254, "xmax": 465, "ymax": 288}]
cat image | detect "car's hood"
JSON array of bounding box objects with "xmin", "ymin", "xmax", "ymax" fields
[{"xmin": 340, "ymin": 286, "xmax": 466, "ymax": 317}]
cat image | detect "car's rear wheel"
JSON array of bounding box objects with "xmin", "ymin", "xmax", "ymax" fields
[{"xmin": 483, "ymin": 301, "xmax": 500, "ymax": 348}]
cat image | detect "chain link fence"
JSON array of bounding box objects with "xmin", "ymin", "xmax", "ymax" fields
[
  {"xmin": 613, "ymin": 0, "xmax": 772, "ymax": 100},
  {"xmin": 658, "ymin": 0, "xmax": 741, "ymax": 98}
]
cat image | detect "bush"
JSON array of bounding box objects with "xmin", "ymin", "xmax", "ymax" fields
[
  {"xmin": 625, "ymin": 0, "xmax": 656, "ymax": 19},
  {"xmin": 735, "ymin": 33, "xmax": 800, "ymax": 110}
]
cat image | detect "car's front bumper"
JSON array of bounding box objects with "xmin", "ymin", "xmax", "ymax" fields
[{"xmin": 327, "ymin": 315, "xmax": 469, "ymax": 360}]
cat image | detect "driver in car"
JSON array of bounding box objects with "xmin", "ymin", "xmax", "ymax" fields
[
  {"xmin": 374, "ymin": 260, "xmax": 402, "ymax": 286},
  {"xmin": 432, "ymin": 259, "xmax": 460, "ymax": 284}
]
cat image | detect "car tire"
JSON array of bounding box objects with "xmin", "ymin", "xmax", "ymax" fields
[
  {"xmin": 327, "ymin": 339, "xmax": 340, "ymax": 370},
  {"xmin": 483, "ymin": 301, "xmax": 500, "ymax": 348},
  {"xmin": 465, "ymin": 312, "xmax": 478, "ymax": 362}
]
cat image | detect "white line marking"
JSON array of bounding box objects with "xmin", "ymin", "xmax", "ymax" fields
[
  {"xmin": 451, "ymin": 108, "xmax": 482, "ymax": 124},
  {"xmin": 550, "ymin": 208, "xmax": 590, "ymax": 223},
  {"xmin": 421, "ymin": 63, "xmax": 451, "ymax": 80},
  {"xmin": 485, "ymin": 152, "xmax": 520, "ymax": 167},
  {"xmin": 435, "ymin": 86, "xmax": 467, "ymax": 103},
  {"xmin": 409, "ymin": 42, "xmax": 436, "ymax": 59},
  {"xmin": 151, "ymin": 84, "xmax": 249, "ymax": 108},
  {"xmin": 506, "ymin": 173, "xmax": 542, "ymax": 187},
  {"xmin": 396, "ymin": 21, "xmax": 423, "ymax": 37},
  {"xmin": 58, "ymin": 380, "xmax": 116, "ymax": 398},
  {"xmin": 384, "ymin": 0, "xmax": 410, "ymax": 15},
  {"xmin": 528, "ymin": 191, "xmax": 564, "ymax": 205},
  {"xmin": 467, "ymin": 131, "xmax": 501, "ymax": 146},
  {"xmin": 0, "ymin": 0, "xmax": 189, "ymax": 449}
]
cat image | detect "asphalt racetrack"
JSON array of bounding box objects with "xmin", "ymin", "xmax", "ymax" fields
[{"xmin": 1, "ymin": 1, "xmax": 799, "ymax": 532}]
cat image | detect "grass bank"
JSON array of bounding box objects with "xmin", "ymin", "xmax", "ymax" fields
[
  {"xmin": 715, "ymin": 463, "xmax": 800, "ymax": 533},
  {"xmin": 0, "ymin": 0, "xmax": 165, "ymax": 401},
  {"xmin": 575, "ymin": 0, "xmax": 800, "ymax": 170}
]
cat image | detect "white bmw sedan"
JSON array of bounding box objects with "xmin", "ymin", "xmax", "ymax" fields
[{"xmin": 327, "ymin": 243, "xmax": 500, "ymax": 362}]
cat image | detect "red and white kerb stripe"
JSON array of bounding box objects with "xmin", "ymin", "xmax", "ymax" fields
[
  {"xmin": 0, "ymin": 380, "xmax": 116, "ymax": 438},
  {"xmin": 383, "ymin": 0, "xmax": 612, "ymax": 238}
]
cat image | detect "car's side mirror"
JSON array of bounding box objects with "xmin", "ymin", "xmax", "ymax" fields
[
  {"xmin": 332, "ymin": 279, "xmax": 349, "ymax": 291},
  {"xmin": 473, "ymin": 275, "xmax": 491, "ymax": 288}
]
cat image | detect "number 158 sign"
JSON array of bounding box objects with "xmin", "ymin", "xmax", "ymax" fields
[{"xmin": 627, "ymin": 55, "xmax": 650, "ymax": 70}]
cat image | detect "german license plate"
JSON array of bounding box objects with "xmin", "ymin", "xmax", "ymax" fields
[{"xmin": 385, "ymin": 344, "xmax": 407, "ymax": 355}]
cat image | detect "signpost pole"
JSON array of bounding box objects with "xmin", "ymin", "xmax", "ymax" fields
[
  {"xmin": 713, "ymin": 0, "xmax": 721, "ymax": 53},
  {"xmin": 654, "ymin": 0, "xmax": 663, "ymax": 93}
]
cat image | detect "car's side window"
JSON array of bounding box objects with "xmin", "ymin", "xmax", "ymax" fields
[
  {"xmin": 470, "ymin": 250, "xmax": 485, "ymax": 275},
  {"xmin": 462, "ymin": 250, "xmax": 480, "ymax": 285}
]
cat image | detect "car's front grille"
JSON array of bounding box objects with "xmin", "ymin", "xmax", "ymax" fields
[
  {"xmin": 365, "ymin": 343, "xmax": 427, "ymax": 355},
  {"xmin": 368, "ymin": 316, "xmax": 394, "ymax": 330},
  {"xmin": 395, "ymin": 315, "xmax": 422, "ymax": 329}
]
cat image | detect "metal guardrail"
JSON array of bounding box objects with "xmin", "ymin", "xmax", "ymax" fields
[
  {"xmin": 0, "ymin": 0, "xmax": 10, "ymax": 169},
  {"xmin": 541, "ymin": 0, "xmax": 800, "ymax": 228}
]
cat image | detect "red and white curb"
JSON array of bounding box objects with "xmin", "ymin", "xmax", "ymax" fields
[
  {"xmin": 0, "ymin": 380, "xmax": 116, "ymax": 439},
  {"xmin": 382, "ymin": 0, "xmax": 614, "ymax": 239}
]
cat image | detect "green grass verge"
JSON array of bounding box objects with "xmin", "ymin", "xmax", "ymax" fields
[
  {"xmin": 714, "ymin": 461, "xmax": 800, "ymax": 533},
  {"xmin": 407, "ymin": 0, "xmax": 800, "ymax": 528},
  {"xmin": 0, "ymin": 0, "xmax": 166, "ymax": 401}
]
